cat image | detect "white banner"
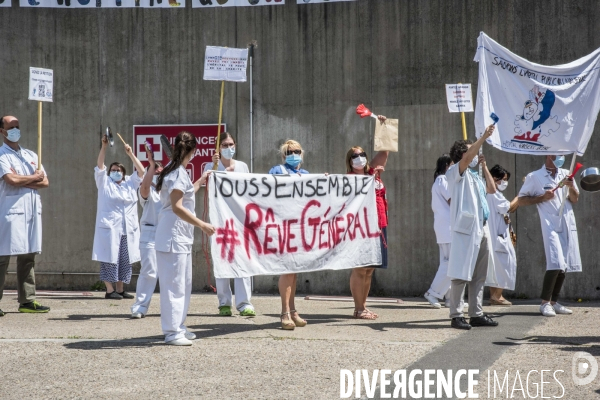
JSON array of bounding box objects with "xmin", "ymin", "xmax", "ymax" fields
[
  {"xmin": 298, "ymin": 0, "xmax": 355, "ymax": 3},
  {"xmin": 474, "ymin": 32, "xmax": 600, "ymax": 156},
  {"xmin": 209, "ymin": 173, "xmax": 382, "ymax": 278},
  {"xmin": 0, "ymin": 0, "xmax": 10, "ymax": 7},
  {"xmin": 445, "ymin": 84, "xmax": 473, "ymax": 113},
  {"xmin": 193, "ymin": 0, "xmax": 283, "ymax": 7},
  {"xmin": 203, "ymin": 46, "xmax": 248, "ymax": 82},
  {"xmin": 29, "ymin": 67, "xmax": 53, "ymax": 102},
  {"xmin": 20, "ymin": 0, "xmax": 184, "ymax": 7}
]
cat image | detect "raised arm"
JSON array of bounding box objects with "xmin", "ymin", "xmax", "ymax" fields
[
  {"xmin": 170, "ymin": 189, "xmax": 215, "ymax": 236},
  {"xmin": 125, "ymin": 143, "xmax": 144, "ymax": 178},
  {"xmin": 458, "ymin": 125, "xmax": 495, "ymax": 175},
  {"xmin": 139, "ymin": 148, "xmax": 155, "ymax": 200},
  {"xmin": 98, "ymin": 134, "xmax": 109, "ymax": 169},
  {"xmin": 480, "ymin": 156, "xmax": 496, "ymax": 194},
  {"xmin": 370, "ymin": 115, "xmax": 390, "ymax": 169}
]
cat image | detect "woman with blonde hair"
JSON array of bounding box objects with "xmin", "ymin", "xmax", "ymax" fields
[
  {"xmin": 346, "ymin": 115, "xmax": 389, "ymax": 319},
  {"xmin": 268, "ymin": 139, "xmax": 309, "ymax": 329}
]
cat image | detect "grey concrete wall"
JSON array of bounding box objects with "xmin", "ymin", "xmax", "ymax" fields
[{"xmin": 1, "ymin": 0, "xmax": 600, "ymax": 299}]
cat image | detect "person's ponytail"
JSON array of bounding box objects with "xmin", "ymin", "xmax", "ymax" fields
[{"xmin": 156, "ymin": 131, "xmax": 196, "ymax": 192}]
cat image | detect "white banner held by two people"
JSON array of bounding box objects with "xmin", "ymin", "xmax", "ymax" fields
[
  {"xmin": 208, "ymin": 173, "xmax": 382, "ymax": 278},
  {"xmin": 474, "ymin": 32, "xmax": 600, "ymax": 156}
]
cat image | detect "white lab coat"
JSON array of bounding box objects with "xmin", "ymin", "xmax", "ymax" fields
[
  {"xmin": 139, "ymin": 187, "xmax": 161, "ymax": 248},
  {"xmin": 0, "ymin": 143, "xmax": 44, "ymax": 255},
  {"xmin": 519, "ymin": 166, "xmax": 581, "ymax": 272},
  {"xmin": 431, "ymin": 175, "xmax": 452, "ymax": 244},
  {"xmin": 446, "ymin": 164, "xmax": 492, "ymax": 281},
  {"xmin": 92, "ymin": 166, "xmax": 142, "ymax": 264},
  {"xmin": 485, "ymin": 191, "xmax": 517, "ymax": 290}
]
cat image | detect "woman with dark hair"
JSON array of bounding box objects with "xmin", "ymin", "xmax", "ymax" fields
[
  {"xmin": 482, "ymin": 163, "xmax": 518, "ymax": 305},
  {"xmin": 424, "ymin": 154, "xmax": 454, "ymax": 308},
  {"xmin": 93, "ymin": 134, "xmax": 145, "ymax": 300},
  {"xmin": 155, "ymin": 131, "xmax": 215, "ymax": 346},
  {"xmin": 198, "ymin": 132, "xmax": 256, "ymax": 317},
  {"xmin": 346, "ymin": 115, "xmax": 389, "ymax": 320}
]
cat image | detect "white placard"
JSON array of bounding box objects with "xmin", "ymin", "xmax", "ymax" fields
[
  {"xmin": 0, "ymin": 0, "xmax": 10, "ymax": 7},
  {"xmin": 29, "ymin": 67, "xmax": 54, "ymax": 102},
  {"xmin": 193, "ymin": 0, "xmax": 283, "ymax": 7},
  {"xmin": 20, "ymin": 0, "xmax": 183, "ymax": 7},
  {"xmin": 445, "ymin": 84, "xmax": 473, "ymax": 113},
  {"xmin": 203, "ymin": 46, "xmax": 248, "ymax": 82}
]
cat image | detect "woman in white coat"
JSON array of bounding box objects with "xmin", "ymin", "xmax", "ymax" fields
[
  {"xmin": 482, "ymin": 164, "xmax": 518, "ymax": 306},
  {"xmin": 424, "ymin": 154, "xmax": 453, "ymax": 309},
  {"xmin": 198, "ymin": 132, "xmax": 256, "ymax": 317},
  {"xmin": 155, "ymin": 131, "xmax": 215, "ymax": 346},
  {"xmin": 93, "ymin": 134, "xmax": 145, "ymax": 300}
]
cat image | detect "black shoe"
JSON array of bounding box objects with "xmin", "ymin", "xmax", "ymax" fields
[
  {"xmin": 451, "ymin": 317, "xmax": 472, "ymax": 330},
  {"xmin": 470, "ymin": 314, "xmax": 499, "ymax": 327},
  {"xmin": 117, "ymin": 291, "xmax": 134, "ymax": 299},
  {"xmin": 18, "ymin": 301, "xmax": 50, "ymax": 313},
  {"xmin": 105, "ymin": 291, "xmax": 123, "ymax": 300},
  {"xmin": 0, "ymin": 309, "xmax": 4, "ymax": 317}
]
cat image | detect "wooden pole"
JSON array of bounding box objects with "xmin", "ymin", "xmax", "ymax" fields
[
  {"xmin": 460, "ymin": 111, "xmax": 467, "ymax": 141},
  {"xmin": 213, "ymin": 80, "xmax": 225, "ymax": 171},
  {"xmin": 37, "ymin": 101, "xmax": 42, "ymax": 170}
]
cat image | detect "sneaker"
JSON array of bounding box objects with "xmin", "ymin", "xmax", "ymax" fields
[
  {"xmin": 165, "ymin": 337, "xmax": 193, "ymax": 346},
  {"xmin": 451, "ymin": 317, "xmax": 471, "ymax": 330},
  {"xmin": 240, "ymin": 308, "xmax": 256, "ymax": 317},
  {"xmin": 424, "ymin": 292, "xmax": 441, "ymax": 309},
  {"xmin": 540, "ymin": 303, "xmax": 556, "ymax": 317},
  {"xmin": 219, "ymin": 306, "xmax": 232, "ymax": 316},
  {"xmin": 470, "ymin": 314, "xmax": 499, "ymax": 327},
  {"xmin": 0, "ymin": 309, "xmax": 4, "ymax": 317},
  {"xmin": 105, "ymin": 291, "xmax": 123, "ymax": 300},
  {"xmin": 184, "ymin": 331, "xmax": 196, "ymax": 340},
  {"xmin": 117, "ymin": 291, "xmax": 134, "ymax": 299},
  {"xmin": 552, "ymin": 302, "xmax": 573, "ymax": 315},
  {"xmin": 131, "ymin": 312, "xmax": 144, "ymax": 319},
  {"xmin": 18, "ymin": 301, "xmax": 50, "ymax": 313}
]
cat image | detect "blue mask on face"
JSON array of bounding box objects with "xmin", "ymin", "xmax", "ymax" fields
[
  {"xmin": 553, "ymin": 155, "xmax": 565, "ymax": 168},
  {"xmin": 285, "ymin": 154, "xmax": 302, "ymax": 168},
  {"xmin": 6, "ymin": 128, "xmax": 20, "ymax": 142},
  {"xmin": 110, "ymin": 171, "xmax": 123, "ymax": 182}
]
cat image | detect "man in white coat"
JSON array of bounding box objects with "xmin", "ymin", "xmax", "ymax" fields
[
  {"xmin": 0, "ymin": 115, "xmax": 50, "ymax": 315},
  {"xmin": 518, "ymin": 155, "xmax": 580, "ymax": 317},
  {"xmin": 446, "ymin": 125, "xmax": 498, "ymax": 330}
]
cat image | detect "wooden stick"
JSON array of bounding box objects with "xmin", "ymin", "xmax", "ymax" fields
[
  {"xmin": 116, "ymin": 132, "xmax": 127, "ymax": 145},
  {"xmin": 213, "ymin": 80, "xmax": 226, "ymax": 171},
  {"xmin": 37, "ymin": 102, "xmax": 42, "ymax": 171}
]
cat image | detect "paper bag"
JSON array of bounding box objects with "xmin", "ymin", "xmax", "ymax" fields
[{"xmin": 374, "ymin": 118, "xmax": 398, "ymax": 152}]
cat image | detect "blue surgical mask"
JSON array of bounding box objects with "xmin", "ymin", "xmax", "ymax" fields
[
  {"xmin": 553, "ymin": 155, "xmax": 565, "ymax": 168},
  {"xmin": 286, "ymin": 154, "xmax": 302, "ymax": 168},
  {"xmin": 221, "ymin": 147, "xmax": 236, "ymax": 160},
  {"xmin": 6, "ymin": 128, "xmax": 20, "ymax": 142},
  {"xmin": 110, "ymin": 171, "xmax": 123, "ymax": 182}
]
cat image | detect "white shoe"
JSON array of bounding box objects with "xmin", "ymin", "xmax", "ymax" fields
[
  {"xmin": 184, "ymin": 331, "xmax": 197, "ymax": 340},
  {"xmin": 552, "ymin": 302, "xmax": 573, "ymax": 315},
  {"xmin": 165, "ymin": 338, "xmax": 193, "ymax": 346},
  {"xmin": 424, "ymin": 292, "xmax": 441, "ymax": 309},
  {"xmin": 540, "ymin": 303, "xmax": 556, "ymax": 317},
  {"xmin": 131, "ymin": 312, "xmax": 144, "ymax": 319}
]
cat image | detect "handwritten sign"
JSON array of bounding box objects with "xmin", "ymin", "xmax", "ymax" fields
[
  {"xmin": 445, "ymin": 84, "xmax": 473, "ymax": 113},
  {"xmin": 29, "ymin": 67, "xmax": 54, "ymax": 102},
  {"xmin": 209, "ymin": 173, "xmax": 382, "ymax": 278},
  {"xmin": 203, "ymin": 46, "xmax": 248, "ymax": 82}
]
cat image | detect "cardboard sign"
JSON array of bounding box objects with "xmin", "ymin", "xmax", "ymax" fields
[
  {"xmin": 29, "ymin": 67, "xmax": 54, "ymax": 102},
  {"xmin": 133, "ymin": 124, "xmax": 225, "ymax": 182},
  {"xmin": 374, "ymin": 119, "xmax": 398, "ymax": 152},
  {"xmin": 445, "ymin": 84, "xmax": 473, "ymax": 113},
  {"xmin": 203, "ymin": 46, "xmax": 248, "ymax": 82}
]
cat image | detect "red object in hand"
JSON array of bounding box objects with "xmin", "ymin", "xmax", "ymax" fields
[
  {"xmin": 356, "ymin": 104, "xmax": 377, "ymax": 119},
  {"xmin": 552, "ymin": 162, "xmax": 583, "ymax": 192}
]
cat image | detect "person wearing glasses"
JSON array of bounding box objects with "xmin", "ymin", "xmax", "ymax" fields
[
  {"xmin": 268, "ymin": 140, "xmax": 309, "ymax": 329},
  {"xmin": 198, "ymin": 132, "xmax": 256, "ymax": 318},
  {"xmin": 345, "ymin": 115, "xmax": 389, "ymax": 320}
]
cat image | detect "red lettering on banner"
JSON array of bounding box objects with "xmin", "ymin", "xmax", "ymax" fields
[
  {"xmin": 215, "ymin": 218, "xmax": 241, "ymax": 262},
  {"xmin": 277, "ymin": 222, "xmax": 287, "ymax": 254},
  {"xmin": 301, "ymin": 200, "xmax": 321, "ymax": 251},
  {"xmin": 264, "ymin": 224, "xmax": 278, "ymax": 255},
  {"xmin": 346, "ymin": 213, "xmax": 355, "ymax": 240},
  {"xmin": 334, "ymin": 216, "xmax": 345, "ymax": 245},
  {"xmin": 364, "ymin": 207, "xmax": 381, "ymax": 238},
  {"xmin": 319, "ymin": 220, "xmax": 330, "ymax": 250},
  {"xmin": 352, "ymin": 212, "xmax": 366, "ymax": 239},
  {"xmin": 244, "ymin": 203, "xmax": 263, "ymax": 259},
  {"xmin": 287, "ymin": 219, "xmax": 298, "ymax": 253}
]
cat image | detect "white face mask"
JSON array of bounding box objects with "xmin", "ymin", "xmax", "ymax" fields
[
  {"xmin": 5, "ymin": 127, "xmax": 20, "ymax": 142},
  {"xmin": 221, "ymin": 147, "xmax": 235, "ymax": 160},
  {"xmin": 352, "ymin": 156, "xmax": 367, "ymax": 168},
  {"xmin": 497, "ymin": 180, "xmax": 508, "ymax": 191},
  {"xmin": 468, "ymin": 155, "xmax": 479, "ymax": 169}
]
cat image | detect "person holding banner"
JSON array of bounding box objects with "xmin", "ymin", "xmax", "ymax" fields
[
  {"xmin": 199, "ymin": 132, "xmax": 256, "ymax": 317},
  {"xmin": 482, "ymin": 164, "xmax": 518, "ymax": 306},
  {"xmin": 424, "ymin": 154, "xmax": 453, "ymax": 309},
  {"xmin": 0, "ymin": 115, "xmax": 50, "ymax": 315},
  {"xmin": 93, "ymin": 134, "xmax": 145, "ymax": 300},
  {"xmin": 518, "ymin": 155, "xmax": 581, "ymax": 317},
  {"xmin": 268, "ymin": 139, "xmax": 309, "ymax": 329},
  {"xmin": 130, "ymin": 147, "xmax": 164, "ymax": 319},
  {"xmin": 155, "ymin": 131, "xmax": 215, "ymax": 345},
  {"xmin": 346, "ymin": 114, "xmax": 389, "ymax": 320},
  {"xmin": 446, "ymin": 125, "xmax": 499, "ymax": 330}
]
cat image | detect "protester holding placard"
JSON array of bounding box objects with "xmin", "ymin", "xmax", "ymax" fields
[
  {"xmin": 268, "ymin": 139, "xmax": 309, "ymax": 330},
  {"xmin": 199, "ymin": 132, "xmax": 256, "ymax": 318},
  {"xmin": 424, "ymin": 154, "xmax": 453, "ymax": 309},
  {"xmin": 93, "ymin": 134, "xmax": 145, "ymax": 300},
  {"xmin": 518, "ymin": 155, "xmax": 581, "ymax": 317},
  {"xmin": 346, "ymin": 115, "xmax": 389, "ymax": 320},
  {"xmin": 155, "ymin": 131, "xmax": 215, "ymax": 345},
  {"xmin": 0, "ymin": 115, "xmax": 50, "ymax": 315},
  {"xmin": 130, "ymin": 146, "xmax": 163, "ymax": 319}
]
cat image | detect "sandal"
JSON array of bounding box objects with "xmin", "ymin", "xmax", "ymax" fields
[
  {"xmin": 353, "ymin": 309, "xmax": 377, "ymax": 320},
  {"xmin": 290, "ymin": 310, "xmax": 307, "ymax": 327},
  {"xmin": 365, "ymin": 308, "xmax": 379, "ymax": 318},
  {"xmin": 490, "ymin": 298, "xmax": 512, "ymax": 306},
  {"xmin": 280, "ymin": 312, "xmax": 296, "ymax": 330}
]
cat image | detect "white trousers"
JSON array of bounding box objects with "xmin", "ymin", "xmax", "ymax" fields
[
  {"xmin": 131, "ymin": 246, "xmax": 158, "ymax": 315},
  {"xmin": 156, "ymin": 250, "xmax": 191, "ymax": 343},
  {"xmin": 427, "ymin": 243, "xmax": 452, "ymax": 300},
  {"xmin": 216, "ymin": 277, "xmax": 253, "ymax": 312}
]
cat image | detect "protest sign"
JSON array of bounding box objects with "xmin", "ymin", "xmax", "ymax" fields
[
  {"xmin": 203, "ymin": 47, "xmax": 249, "ymax": 82},
  {"xmin": 445, "ymin": 84, "xmax": 473, "ymax": 113},
  {"xmin": 29, "ymin": 68, "xmax": 53, "ymax": 102}
]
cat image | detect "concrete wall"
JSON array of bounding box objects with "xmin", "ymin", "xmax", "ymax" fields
[{"xmin": 1, "ymin": 0, "xmax": 600, "ymax": 299}]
